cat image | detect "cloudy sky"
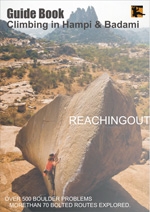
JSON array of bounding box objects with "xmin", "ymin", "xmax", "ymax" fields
[{"xmin": 0, "ymin": 0, "xmax": 149, "ymax": 27}]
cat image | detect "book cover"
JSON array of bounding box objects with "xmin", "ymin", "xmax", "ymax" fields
[{"xmin": 0, "ymin": 1, "xmax": 149, "ymax": 212}]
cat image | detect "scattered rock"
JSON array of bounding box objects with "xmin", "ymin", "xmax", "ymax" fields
[
  {"xmin": 16, "ymin": 73, "xmax": 142, "ymax": 203},
  {"xmin": 16, "ymin": 98, "xmax": 22, "ymax": 103},
  {"xmin": 132, "ymin": 84, "xmax": 139, "ymax": 89},
  {"xmin": 127, "ymin": 74, "xmax": 148, "ymax": 82},
  {"xmin": 134, "ymin": 97, "xmax": 139, "ymax": 104},
  {"xmin": 139, "ymin": 158, "xmax": 146, "ymax": 165},
  {"xmin": 142, "ymin": 137, "xmax": 150, "ymax": 152},
  {"xmin": 14, "ymin": 102, "xmax": 26, "ymax": 113},
  {"xmin": 0, "ymin": 126, "xmax": 21, "ymax": 153},
  {"xmin": 0, "ymin": 81, "xmax": 34, "ymax": 105},
  {"xmin": 137, "ymin": 137, "xmax": 149, "ymax": 165},
  {"xmin": 139, "ymin": 92, "xmax": 148, "ymax": 98},
  {"xmin": 0, "ymin": 103, "xmax": 8, "ymax": 111},
  {"xmin": 40, "ymin": 98, "xmax": 54, "ymax": 104},
  {"xmin": 116, "ymin": 79, "xmax": 131, "ymax": 85},
  {"xmin": 140, "ymin": 151, "xmax": 149, "ymax": 161},
  {"xmin": 28, "ymin": 105, "xmax": 36, "ymax": 109}
]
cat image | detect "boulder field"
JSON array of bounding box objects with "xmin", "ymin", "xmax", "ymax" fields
[{"xmin": 16, "ymin": 73, "xmax": 142, "ymax": 203}]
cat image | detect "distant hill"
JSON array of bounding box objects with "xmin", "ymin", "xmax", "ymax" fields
[
  {"xmin": 113, "ymin": 28, "xmax": 149, "ymax": 44},
  {"xmin": 45, "ymin": 6, "xmax": 124, "ymax": 44},
  {"xmin": 18, "ymin": 24, "xmax": 54, "ymax": 38},
  {"xmin": 0, "ymin": 19, "xmax": 30, "ymax": 39}
]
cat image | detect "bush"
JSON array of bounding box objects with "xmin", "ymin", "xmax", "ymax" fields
[
  {"xmin": 76, "ymin": 45, "xmax": 149, "ymax": 74},
  {"xmin": 69, "ymin": 66, "xmax": 81, "ymax": 78},
  {"xmin": 14, "ymin": 67, "xmax": 26, "ymax": 78},
  {"xmin": 0, "ymin": 45, "xmax": 39, "ymax": 60},
  {"xmin": 29, "ymin": 68, "xmax": 59, "ymax": 92},
  {"xmin": 1, "ymin": 54, "xmax": 11, "ymax": 60},
  {"xmin": 77, "ymin": 73, "xmax": 92, "ymax": 86},
  {"xmin": 26, "ymin": 49, "xmax": 38, "ymax": 59},
  {"xmin": 0, "ymin": 109, "xmax": 33, "ymax": 127},
  {"xmin": 0, "ymin": 113, "xmax": 13, "ymax": 125},
  {"xmin": 5, "ymin": 68, "xmax": 13, "ymax": 78},
  {"xmin": 56, "ymin": 45, "xmax": 76, "ymax": 56},
  {"xmin": 77, "ymin": 78, "xmax": 84, "ymax": 86}
]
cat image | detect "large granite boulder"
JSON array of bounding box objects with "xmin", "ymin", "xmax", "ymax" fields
[{"xmin": 16, "ymin": 73, "xmax": 142, "ymax": 203}]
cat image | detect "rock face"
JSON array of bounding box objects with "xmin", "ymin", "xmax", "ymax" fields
[
  {"xmin": 16, "ymin": 73, "xmax": 142, "ymax": 203},
  {"xmin": 69, "ymin": 6, "xmax": 98, "ymax": 23},
  {"xmin": 0, "ymin": 81, "xmax": 34, "ymax": 105},
  {"xmin": 0, "ymin": 126, "xmax": 21, "ymax": 153}
]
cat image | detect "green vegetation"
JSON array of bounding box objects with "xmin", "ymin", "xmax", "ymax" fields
[
  {"xmin": 0, "ymin": 65, "xmax": 27, "ymax": 79},
  {"xmin": 0, "ymin": 107, "xmax": 32, "ymax": 126},
  {"xmin": 77, "ymin": 73, "xmax": 92, "ymax": 86},
  {"xmin": 76, "ymin": 45, "xmax": 149, "ymax": 75},
  {"xmin": 29, "ymin": 68, "xmax": 59, "ymax": 92},
  {"xmin": 139, "ymin": 83, "xmax": 149, "ymax": 93},
  {"xmin": 56, "ymin": 45, "xmax": 76, "ymax": 56},
  {"xmin": 0, "ymin": 45, "xmax": 38, "ymax": 60},
  {"xmin": 28, "ymin": 64, "xmax": 93, "ymax": 93},
  {"xmin": 0, "ymin": 42, "xmax": 148, "ymax": 128}
]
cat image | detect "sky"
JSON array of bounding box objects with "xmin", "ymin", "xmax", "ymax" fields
[{"xmin": 0, "ymin": 0, "xmax": 149, "ymax": 28}]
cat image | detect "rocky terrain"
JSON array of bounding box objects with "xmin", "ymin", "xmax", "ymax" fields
[
  {"xmin": 0, "ymin": 81, "xmax": 34, "ymax": 105},
  {"xmin": 0, "ymin": 117, "xmax": 149, "ymax": 212},
  {"xmin": 15, "ymin": 74, "xmax": 142, "ymax": 203},
  {"xmin": 0, "ymin": 47, "xmax": 149, "ymax": 211}
]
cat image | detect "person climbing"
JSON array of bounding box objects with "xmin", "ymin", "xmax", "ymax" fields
[{"xmin": 43, "ymin": 153, "xmax": 61, "ymax": 196}]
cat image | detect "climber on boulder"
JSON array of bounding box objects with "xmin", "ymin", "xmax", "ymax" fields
[{"xmin": 43, "ymin": 153, "xmax": 61, "ymax": 196}]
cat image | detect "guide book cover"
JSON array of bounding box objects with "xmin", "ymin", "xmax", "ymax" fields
[{"xmin": 0, "ymin": 0, "xmax": 149, "ymax": 212}]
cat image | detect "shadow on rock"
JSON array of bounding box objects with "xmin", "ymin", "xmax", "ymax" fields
[
  {"xmin": 12, "ymin": 168, "xmax": 47, "ymax": 197},
  {"xmin": 88, "ymin": 179, "xmax": 148, "ymax": 212},
  {"xmin": 12, "ymin": 169, "xmax": 148, "ymax": 212}
]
